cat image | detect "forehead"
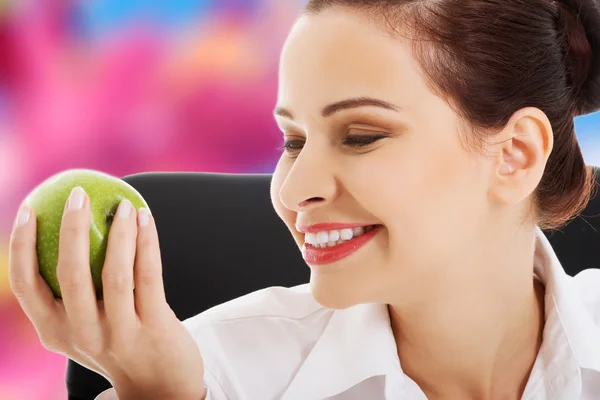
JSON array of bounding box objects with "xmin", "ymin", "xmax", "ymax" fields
[{"xmin": 277, "ymin": 9, "xmax": 424, "ymax": 114}]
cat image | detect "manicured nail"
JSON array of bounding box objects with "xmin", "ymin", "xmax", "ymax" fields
[
  {"xmin": 117, "ymin": 199, "xmax": 132, "ymax": 219},
  {"xmin": 67, "ymin": 187, "xmax": 85, "ymax": 210},
  {"xmin": 138, "ymin": 207, "xmax": 150, "ymax": 227},
  {"xmin": 15, "ymin": 204, "xmax": 31, "ymax": 227}
]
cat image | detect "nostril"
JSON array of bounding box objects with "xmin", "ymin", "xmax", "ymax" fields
[{"xmin": 299, "ymin": 197, "xmax": 325, "ymax": 208}]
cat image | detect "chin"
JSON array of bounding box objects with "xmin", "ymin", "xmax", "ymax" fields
[{"xmin": 308, "ymin": 274, "xmax": 363, "ymax": 310}]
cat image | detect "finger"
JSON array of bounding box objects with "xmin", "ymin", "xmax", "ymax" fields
[
  {"xmin": 57, "ymin": 186, "xmax": 100, "ymax": 327},
  {"xmin": 9, "ymin": 202, "xmax": 60, "ymax": 328},
  {"xmin": 102, "ymin": 199, "xmax": 137, "ymax": 329},
  {"xmin": 134, "ymin": 208, "xmax": 167, "ymax": 322}
]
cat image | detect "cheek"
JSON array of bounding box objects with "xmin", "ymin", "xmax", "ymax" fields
[{"xmin": 344, "ymin": 133, "xmax": 486, "ymax": 261}]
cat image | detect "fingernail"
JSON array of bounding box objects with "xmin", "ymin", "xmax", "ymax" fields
[
  {"xmin": 15, "ymin": 204, "xmax": 31, "ymax": 227},
  {"xmin": 138, "ymin": 207, "xmax": 150, "ymax": 227},
  {"xmin": 67, "ymin": 187, "xmax": 85, "ymax": 210},
  {"xmin": 117, "ymin": 199, "xmax": 132, "ymax": 219}
]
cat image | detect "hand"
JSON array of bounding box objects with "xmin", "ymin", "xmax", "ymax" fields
[{"xmin": 8, "ymin": 187, "xmax": 206, "ymax": 400}]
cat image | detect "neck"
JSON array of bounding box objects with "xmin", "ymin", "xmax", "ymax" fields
[{"xmin": 389, "ymin": 226, "xmax": 546, "ymax": 399}]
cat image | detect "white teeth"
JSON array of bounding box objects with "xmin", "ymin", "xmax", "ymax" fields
[
  {"xmin": 305, "ymin": 225, "xmax": 377, "ymax": 247},
  {"xmin": 316, "ymin": 231, "xmax": 329, "ymax": 244},
  {"xmin": 306, "ymin": 232, "xmax": 317, "ymax": 246},
  {"xmin": 340, "ymin": 229, "xmax": 353, "ymax": 240}
]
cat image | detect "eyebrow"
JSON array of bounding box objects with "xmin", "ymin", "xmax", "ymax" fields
[{"xmin": 273, "ymin": 96, "xmax": 401, "ymax": 120}]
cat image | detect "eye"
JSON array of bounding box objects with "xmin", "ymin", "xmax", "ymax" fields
[
  {"xmin": 278, "ymin": 139, "xmax": 305, "ymax": 155},
  {"xmin": 343, "ymin": 133, "xmax": 388, "ymax": 147}
]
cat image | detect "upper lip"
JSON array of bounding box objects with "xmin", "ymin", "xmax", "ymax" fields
[{"xmin": 296, "ymin": 222, "xmax": 378, "ymax": 233}]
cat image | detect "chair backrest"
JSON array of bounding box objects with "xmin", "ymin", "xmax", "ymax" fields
[{"xmin": 66, "ymin": 170, "xmax": 600, "ymax": 399}]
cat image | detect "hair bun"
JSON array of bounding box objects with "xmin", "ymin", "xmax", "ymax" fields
[{"xmin": 559, "ymin": 0, "xmax": 600, "ymax": 115}]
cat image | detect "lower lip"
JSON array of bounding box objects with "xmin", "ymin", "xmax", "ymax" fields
[{"xmin": 302, "ymin": 226, "xmax": 382, "ymax": 265}]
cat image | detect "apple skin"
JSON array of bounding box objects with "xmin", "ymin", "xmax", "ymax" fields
[{"xmin": 26, "ymin": 169, "xmax": 151, "ymax": 299}]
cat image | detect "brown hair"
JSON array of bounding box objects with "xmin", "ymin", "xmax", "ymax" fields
[{"xmin": 302, "ymin": 0, "xmax": 600, "ymax": 230}]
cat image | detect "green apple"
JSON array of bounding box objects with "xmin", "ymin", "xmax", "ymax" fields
[{"xmin": 26, "ymin": 169, "xmax": 150, "ymax": 299}]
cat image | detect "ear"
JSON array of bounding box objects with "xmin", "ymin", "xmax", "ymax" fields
[{"xmin": 488, "ymin": 107, "xmax": 554, "ymax": 206}]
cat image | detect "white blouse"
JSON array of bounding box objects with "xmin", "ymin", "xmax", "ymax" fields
[{"xmin": 99, "ymin": 227, "xmax": 600, "ymax": 399}]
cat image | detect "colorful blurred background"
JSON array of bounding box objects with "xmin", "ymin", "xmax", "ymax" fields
[{"xmin": 0, "ymin": 1, "xmax": 598, "ymax": 399}]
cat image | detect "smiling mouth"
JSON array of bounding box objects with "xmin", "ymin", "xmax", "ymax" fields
[
  {"xmin": 301, "ymin": 224, "xmax": 382, "ymax": 265},
  {"xmin": 304, "ymin": 225, "xmax": 379, "ymax": 249}
]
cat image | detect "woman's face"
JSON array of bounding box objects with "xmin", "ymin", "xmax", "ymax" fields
[{"xmin": 270, "ymin": 8, "xmax": 501, "ymax": 309}]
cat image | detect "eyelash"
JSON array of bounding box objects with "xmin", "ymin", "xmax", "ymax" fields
[{"xmin": 278, "ymin": 134, "xmax": 387, "ymax": 154}]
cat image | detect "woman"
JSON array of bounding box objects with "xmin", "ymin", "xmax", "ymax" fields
[{"xmin": 8, "ymin": 0, "xmax": 600, "ymax": 399}]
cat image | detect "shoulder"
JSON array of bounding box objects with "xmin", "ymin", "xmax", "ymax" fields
[
  {"xmin": 182, "ymin": 284, "xmax": 333, "ymax": 344},
  {"xmin": 181, "ymin": 284, "xmax": 334, "ymax": 398},
  {"xmin": 571, "ymin": 268, "xmax": 600, "ymax": 324},
  {"xmin": 183, "ymin": 284, "xmax": 326, "ymax": 327}
]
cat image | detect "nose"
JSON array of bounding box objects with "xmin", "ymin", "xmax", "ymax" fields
[{"xmin": 278, "ymin": 144, "xmax": 338, "ymax": 212}]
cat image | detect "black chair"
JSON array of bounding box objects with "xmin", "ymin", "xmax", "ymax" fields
[{"xmin": 66, "ymin": 170, "xmax": 600, "ymax": 399}]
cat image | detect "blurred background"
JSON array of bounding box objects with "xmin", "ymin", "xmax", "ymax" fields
[{"xmin": 0, "ymin": 1, "xmax": 598, "ymax": 399}]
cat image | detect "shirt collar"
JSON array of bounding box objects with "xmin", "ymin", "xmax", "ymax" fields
[
  {"xmin": 283, "ymin": 227, "xmax": 600, "ymax": 399},
  {"xmin": 532, "ymin": 226, "xmax": 600, "ymax": 396},
  {"xmin": 281, "ymin": 301, "xmax": 399, "ymax": 399}
]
